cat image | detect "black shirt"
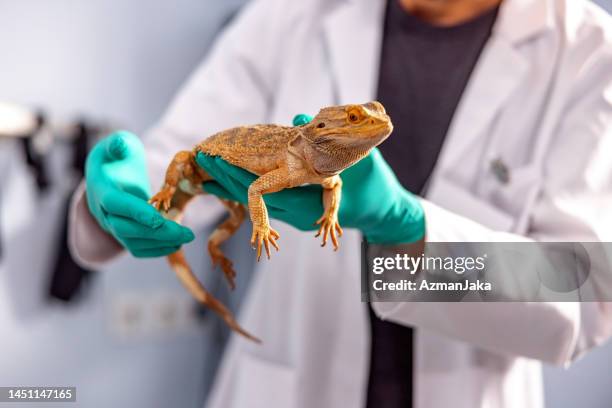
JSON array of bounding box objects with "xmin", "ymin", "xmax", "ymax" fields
[
  {"xmin": 368, "ymin": 2, "xmax": 499, "ymax": 407},
  {"xmin": 377, "ymin": 1, "xmax": 499, "ymax": 194}
]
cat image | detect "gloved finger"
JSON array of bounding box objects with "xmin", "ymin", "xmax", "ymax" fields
[
  {"xmin": 120, "ymin": 237, "xmax": 190, "ymax": 251},
  {"xmin": 203, "ymin": 171, "xmax": 322, "ymax": 215},
  {"xmin": 202, "ymin": 155, "xmax": 322, "ymax": 209},
  {"xmin": 260, "ymin": 184, "xmax": 323, "ymax": 209},
  {"xmin": 199, "ymin": 154, "xmax": 324, "ymax": 210},
  {"xmin": 130, "ymin": 246, "xmax": 182, "ymax": 258},
  {"xmin": 104, "ymin": 132, "xmax": 130, "ymax": 161},
  {"xmin": 202, "ymin": 181, "xmax": 247, "ymax": 204},
  {"xmin": 121, "ymin": 183, "xmax": 150, "ymax": 202},
  {"xmin": 85, "ymin": 142, "xmax": 110, "ymax": 180},
  {"xmin": 339, "ymin": 148, "xmax": 386, "ymax": 181},
  {"xmin": 196, "ymin": 154, "xmax": 256, "ymax": 189},
  {"xmin": 198, "ymin": 153, "xmax": 322, "ymax": 211},
  {"xmin": 266, "ymin": 206, "xmax": 318, "ymax": 231},
  {"xmin": 85, "ymin": 133, "xmax": 147, "ymax": 206},
  {"xmin": 266, "ymin": 207, "xmax": 293, "ymax": 224},
  {"xmin": 86, "ymin": 131, "xmax": 138, "ymax": 170},
  {"xmin": 213, "ymin": 156, "xmax": 257, "ymax": 187},
  {"xmin": 106, "ymin": 214, "xmax": 194, "ymax": 243},
  {"xmin": 195, "ymin": 153, "xmax": 226, "ymax": 180},
  {"xmin": 292, "ymin": 113, "xmax": 313, "ymax": 126},
  {"xmin": 203, "ymin": 181, "xmax": 292, "ymax": 216},
  {"xmin": 104, "ymin": 130, "xmax": 145, "ymax": 161},
  {"xmin": 100, "ymin": 190, "xmax": 165, "ymax": 229}
]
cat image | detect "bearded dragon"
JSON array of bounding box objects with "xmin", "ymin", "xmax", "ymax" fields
[{"xmin": 149, "ymin": 101, "xmax": 393, "ymax": 342}]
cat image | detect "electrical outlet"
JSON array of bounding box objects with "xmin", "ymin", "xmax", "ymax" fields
[
  {"xmin": 110, "ymin": 292, "xmax": 148, "ymax": 340},
  {"xmin": 109, "ymin": 291, "xmax": 203, "ymax": 341}
]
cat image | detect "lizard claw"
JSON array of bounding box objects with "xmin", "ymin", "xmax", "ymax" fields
[
  {"xmin": 315, "ymin": 214, "xmax": 343, "ymax": 251},
  {"xmin": 211, "ymin": 254, "xmax": 237, "ymax": 290},
  {"xmin": 149, "ymin": 189, "xmax": 174, "ymax": 212},
  {"xmin": 250, "ymin": 225, "xmax": 280, "ymax": 261}
]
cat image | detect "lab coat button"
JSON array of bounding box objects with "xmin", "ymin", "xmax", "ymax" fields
[{"xmin": 491, "ymin": 158, "xmax": 510, "ymax": 184}]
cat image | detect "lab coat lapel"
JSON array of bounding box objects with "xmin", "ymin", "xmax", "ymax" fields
[
  {"xmin": 432, "ymin": 0, "xmax": 553, "ymax": 168},
  {"xmin": 322, "ymin": 0, "xmax": 386, "ymax": 104},
  {"xmin": 436, "ymin": 38, "xmax": 529, "ymax": 166}
]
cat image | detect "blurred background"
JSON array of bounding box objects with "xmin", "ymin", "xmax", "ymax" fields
[{"xmin": 0, "ymin": 1, "xmax": 611, "ymax": 407}]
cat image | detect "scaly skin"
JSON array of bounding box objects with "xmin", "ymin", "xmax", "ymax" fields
[{"xmin": 150, "ymin": 101, "xmax": 393, "ymax": 342}]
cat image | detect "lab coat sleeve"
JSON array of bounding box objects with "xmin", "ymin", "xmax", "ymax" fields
[
  {"xmin": 373, "ymin": 53, "xmax": 612, "ymax": 366},
  {"xmin": 68, "ymin": 0, "xmax": 289, "ymax": 268}
]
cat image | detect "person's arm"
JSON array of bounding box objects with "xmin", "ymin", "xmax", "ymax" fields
[
  {"xmin": 374, "ymin": 52, "xmax": 612, "ymax": 366},
  {"xmin": 69, "ymin": 0, "xmax": 290, "ymax": 268}
]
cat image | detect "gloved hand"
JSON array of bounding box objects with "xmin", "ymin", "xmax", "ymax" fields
[
  {"xmin": 85, "ymin": 131, "xmax": 194, "ymax": 257},
  {"xmin": 196, "ymin": 117, "xmax": 425, "ymax": 245}
]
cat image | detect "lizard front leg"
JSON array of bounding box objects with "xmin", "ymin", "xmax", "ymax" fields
[
  {"xmin": 316, "ymin": 175, "xmax": 343, "ymax": 250},
  {"xmin": 247, "ymin": 167, "xmax": 294, "ymax": 261}
]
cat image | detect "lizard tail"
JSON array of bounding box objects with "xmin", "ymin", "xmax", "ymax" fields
[{"xmin": 167, "ymin": 250, "xmax": 261, "ymax": 343}]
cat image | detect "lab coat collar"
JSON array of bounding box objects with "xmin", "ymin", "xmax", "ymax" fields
[
  {"xmin": 495, "ymin": 0, "xmax": 555, "ymax": 44},
  {"xmin": 326, "ymin": 0, "xmax": 556, "ymax": 42},
  {"xmin": 433, "ymin": 0, "xmax": 555, "ymax": 169},
  {"xmin": 321, "ymin": 0, "xmax": 555, "ymax": 104}
]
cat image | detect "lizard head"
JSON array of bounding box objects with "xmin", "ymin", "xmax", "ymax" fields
[
  {"xmin": 304, "ymin": 101, "xmax": 393, "ymax": 147},
  {"xmin": 297, "ymin": 101, "xmax": 393, "ymax": 175}
]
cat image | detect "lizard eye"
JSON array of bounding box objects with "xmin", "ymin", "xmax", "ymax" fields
[
  {"xmin": 348, "ymin": 112, "xmax": 359, "ymax": 123},
  {"xmin": 317, "ymin": 122, "xmax": 326, "ymax": 129}
]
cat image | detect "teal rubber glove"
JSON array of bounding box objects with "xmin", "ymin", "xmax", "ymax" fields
[
  {"xmin": 85, "ymin": 131, "xmax": 195, "ymax": 257},
  {"xmin": 195, "ymin": 117, "xmax": 424, "ymax": 245}
]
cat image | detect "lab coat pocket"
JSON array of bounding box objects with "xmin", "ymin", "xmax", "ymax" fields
[
  {"xmin": 485, "ymin": 163, "xmax": 542, "ymax": 234},
  {"xmin": 232, "ymin": 353, "xmax": 297, "ymax": 408},
  {"xmin": 427, "ymin": 177, "xmax": 515, "ymax": 232}
]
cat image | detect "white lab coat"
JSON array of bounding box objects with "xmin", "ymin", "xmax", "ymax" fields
[{"xmin": 69, "ymin": 0, "xmax": 612, "ymax": 407}]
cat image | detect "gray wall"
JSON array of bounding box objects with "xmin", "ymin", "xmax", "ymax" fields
[
  {"xmin": 0, "ymin": 1, "xmax": 246, "ymax": 408},
  {"xmin": 0, "ymin": 1, "xmax": 611, "ymax": 407},
  {"xmin": 0, "ymin": 0, "xmax": 243, "ymax": 132}
]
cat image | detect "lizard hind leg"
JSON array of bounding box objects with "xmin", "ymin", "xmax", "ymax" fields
[
  {"xmin": 168, "ymin": 250, "xmax": 261, "ymax": 343},
  {"xmin": 208, "ymin": 199, "xmax": 246, "ymax": 290},
  {"xmin": 149, "ymin": 151, "xmax": 259, "ymax": 341}
]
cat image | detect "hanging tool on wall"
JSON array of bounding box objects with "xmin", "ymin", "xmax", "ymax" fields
[
  {"xmin": 0, "ymin": 102, "xmax": 114, "ymax": 301},
  {"xmin": 18, "ymin": 112, "xmax": 51, "ymax": 193},
  {"xmin": 49, "ymin": 120, "xmax": 105, "ymax": 302}
]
